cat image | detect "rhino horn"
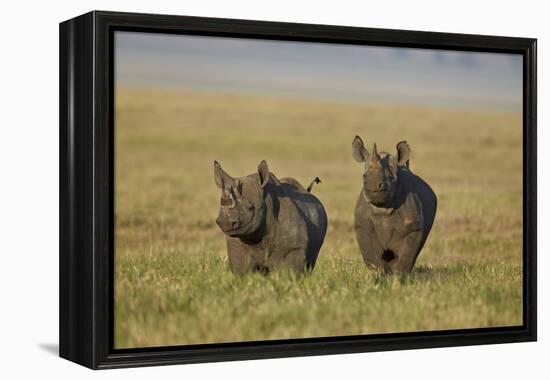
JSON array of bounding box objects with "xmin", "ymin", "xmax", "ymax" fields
[{"xmin": 370, "ymin": 143, "xmax": 381, "ymax": 167}]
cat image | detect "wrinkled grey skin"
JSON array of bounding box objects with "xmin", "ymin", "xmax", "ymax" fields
[
  {"xmin": 352, "ymin": 136, "xmax": 437, "ymax": 273},
  {"xmin": 214, "ymin": 160, "xmax": 327, "ymax": 274}
]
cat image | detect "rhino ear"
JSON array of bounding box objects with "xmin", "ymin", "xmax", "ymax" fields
[
  {"xmin": 257, "ymin": 160, "xmax": 270, "ymax": 188},
  {"xmin": 352, "ymin": 135, "xmax": 370, "ymax": 163},
  {"xmin": 396, "ymin": 141, "xmax": 411, "ymax": 167},
  {"xmin": 213, "ymin": 161, "xmax": 234, "ymax": 189}
]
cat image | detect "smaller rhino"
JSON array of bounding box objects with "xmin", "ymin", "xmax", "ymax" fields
[
  {"xmin": 352, "ymin": 136, "xmax": 437, "ymax": 273},
  {"xmin": 214, "ymin": 160, "xmax": 327, "ymax": 274}
]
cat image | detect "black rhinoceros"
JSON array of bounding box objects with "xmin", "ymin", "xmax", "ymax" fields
[
  {"xmin": 352, "ymin": 136, "xmax": 437, "ymax": 273},
  {"xmin": 213, "ymin": 160, "xmax": 327, "ymax": 274}
]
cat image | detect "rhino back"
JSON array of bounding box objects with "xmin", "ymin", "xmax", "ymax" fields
[
  {"xmin": 398, "ymin": 170, "xmax": 437, "ymax": 244},
  {"xmin": 278, "ymin": 179, "xmax": 328, "ymax": 268},
  {"xmin": 280, "ymin": 180, "xmax": 327, "ymax": 235}
]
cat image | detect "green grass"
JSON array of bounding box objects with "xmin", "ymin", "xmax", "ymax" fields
[{"xmin": 114, "ymin": 88, "xmax": 523, "ymax": 348}]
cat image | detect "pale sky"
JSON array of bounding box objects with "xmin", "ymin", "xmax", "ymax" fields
[{"xmin": 115, "ymin": 31, "xmax": 523, "ymax": 111}]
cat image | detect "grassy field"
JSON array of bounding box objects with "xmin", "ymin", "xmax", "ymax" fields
[{"xmin": 114, "ymin": 88, "xmax": 523, "ymax": 348}]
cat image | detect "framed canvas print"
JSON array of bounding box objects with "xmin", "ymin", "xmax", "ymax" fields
[{"xmin": 59, "ymin": 11, "xmax": 537, "ymax": 369}]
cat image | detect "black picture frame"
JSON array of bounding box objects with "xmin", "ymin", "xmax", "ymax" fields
[{"xmin": 59, "ymin": 10, "xmax": 537, "ymax": 369}]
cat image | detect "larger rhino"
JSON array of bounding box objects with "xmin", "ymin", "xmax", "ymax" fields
[
  {"xmin": 352, "ymin": 136, "xmax": 437, "ymax": 273},
  {"xmin": 213, "ymin": 160, "xmax": 327, "ymax": 274}
]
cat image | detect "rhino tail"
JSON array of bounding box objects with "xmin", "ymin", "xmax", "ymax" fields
[{"xmin": 306, "ymin": 177, "xmax": 322, "ymax": 192}]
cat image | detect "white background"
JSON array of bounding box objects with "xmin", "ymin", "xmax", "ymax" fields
[{"xmin": 0, "ymin": 0, "xmax": 547, "ymax": 378}]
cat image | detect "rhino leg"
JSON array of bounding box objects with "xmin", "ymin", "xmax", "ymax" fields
[
  {"xmin": 355, "ymin": 226, "xmax": 387, "ymax": 270},
  {"xmin": 391, "ymin": 230, "xmax": 423, "ymax": 273},
  {"xmin": 284, "ymin": 248, "xmax": 308, "ymax": 273},
  {"xmin": 226, "ymin": 238, "xmax": 265, "ymax": 274},
  {"xmin": 227, "ymin": 249, "xmax": 254, "ymax": 274},
  {"xmin": 264, "ymin": 247, "xmax": 308, "ymax": 273}
]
